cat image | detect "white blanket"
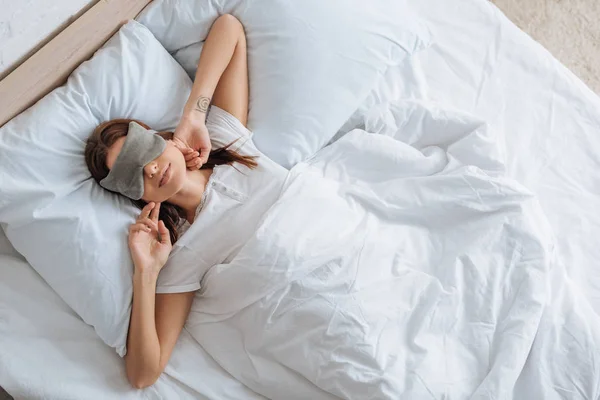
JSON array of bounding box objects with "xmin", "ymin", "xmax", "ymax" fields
[{"xmin": 181, "ymin": 101, "xmax": 600, "ymax": 399}]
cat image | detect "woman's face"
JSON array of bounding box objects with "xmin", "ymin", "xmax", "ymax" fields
[{"xmin": 106, "ymin": 137, "xmax": 187, "ymax": 203}]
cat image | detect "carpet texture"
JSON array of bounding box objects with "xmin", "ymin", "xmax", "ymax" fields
[{"xmin": 491, "ymin": 0, "xmax": 600, "ymax": 94}]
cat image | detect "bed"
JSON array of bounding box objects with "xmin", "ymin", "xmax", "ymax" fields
[{"xmin": 1, "ymin": 0, "xmax": 600, "ymax": 398}]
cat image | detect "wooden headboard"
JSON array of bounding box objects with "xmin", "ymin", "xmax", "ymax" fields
[{"xmin": 0, "ymin": 0, "xmax": 153, "ymax": 128}]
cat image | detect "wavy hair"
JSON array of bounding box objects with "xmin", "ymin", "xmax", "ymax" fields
[{"xmin": 85, "ymin": 119, "xmax": 257, "ymax": 243}]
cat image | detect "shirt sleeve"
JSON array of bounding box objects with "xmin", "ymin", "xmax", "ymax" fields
[
  {"xmin": 156, "ymin": 245, "xmax": 204, "ymax": 294},
  {"xmin": 206, "ymin": 105, "xmax": 259, "ymax": 156}
]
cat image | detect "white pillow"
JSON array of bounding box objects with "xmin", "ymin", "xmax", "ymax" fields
[
  {"xmin": 333, "ymin": 55, "xmax": 430, "ymax": 143},
  {"xmin": 0, "ymin": 21, "xmax": 192, "ymax": 356},
  {"xmin": 137, "ymin": 0, "xmax": 431, "ymax": 168}
]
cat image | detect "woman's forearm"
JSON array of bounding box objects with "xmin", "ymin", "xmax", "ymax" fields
[
  {"xmin": 125, "ymin": 270, "xmax": 161, "ymax": 388},
  {"xmin": 183, "ymin": 14, "xmax": 244, "ymax": 120}
]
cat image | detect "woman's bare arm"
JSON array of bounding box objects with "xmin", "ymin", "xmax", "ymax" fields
[
  {"xmin": 209, "ymin": 14, "xmax": 248, "ymax": 126},
  {"xmin": 184, "ymin": 13, "xmax": 248, "ymax": 125},
  {"xmin": 125, "ymin": 277, "xmax": 194, "ymax": 389},
  {"xmin": 123, "ymin": 202, "xmax": 195, "ymax": 389},
  {"xmin": 175, "ymin": 13, "xmax": 249, "ymax": 166}
]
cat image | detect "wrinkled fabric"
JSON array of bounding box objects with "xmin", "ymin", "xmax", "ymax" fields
[{"xmin": 177, "ymin": 101, "xmax": 600, "ymax": 399}]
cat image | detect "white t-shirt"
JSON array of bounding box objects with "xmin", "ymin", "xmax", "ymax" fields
[{"xmin": 156, "ymin": 106, "xmax": 288, "ymax": 294}]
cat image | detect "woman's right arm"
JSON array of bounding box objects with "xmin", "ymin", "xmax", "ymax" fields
[
  {"xmin": 124, "ymin": 202, "xmax": 196, "ymax": 389},
  {"xmin": 174, "ymin": 14, "xmax": 248, "ymax": 166}
]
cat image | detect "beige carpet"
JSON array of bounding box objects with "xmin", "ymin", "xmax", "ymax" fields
[{"xmin": 491, "ymin": 0, "xmax": 600, "ymax": 95}]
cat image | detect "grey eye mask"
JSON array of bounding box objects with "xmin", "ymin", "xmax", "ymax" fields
[{"xmin": 99, "ymin": 121, "xmax": 166, "ymax": 200}]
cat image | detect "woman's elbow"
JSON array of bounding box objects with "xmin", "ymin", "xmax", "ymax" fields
[
  {"xmin": 216, "ymin": 13, "xmax": 243, "ymax": 29},
  {"xmin": 126, "ymin": 363, "xmax": 161, "ymax": 390},
  {"xmin": 128, "ymin": 372, "xmax": 160, "ymax": 390},
  {"xmin": 131, "ymin": 380, "xmax": 154, "ymax": 390},
  {"xmin": 215, "ymin": 13, "xmax": 245, "ymax": 38}
]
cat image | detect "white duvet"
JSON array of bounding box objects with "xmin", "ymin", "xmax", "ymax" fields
[{"xmin": 178, "ymin": 101, "xmax": 600, "ymax": 399}]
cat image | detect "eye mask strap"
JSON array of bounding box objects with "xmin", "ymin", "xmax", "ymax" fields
[{"xmin": 99, "ymin": 121, "xmax": 166, "ymax": 200}]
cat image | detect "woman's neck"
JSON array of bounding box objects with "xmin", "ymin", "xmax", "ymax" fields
[{"xmin": 168, "ymin": 168, "xmax": 213, "ymax": 223}]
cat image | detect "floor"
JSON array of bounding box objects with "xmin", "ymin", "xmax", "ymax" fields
[
  {"xmin": 0, "ymin": 0, "xmax": 98, "ymax": 79},
  {"xmin": 491, "ymin": 0, "xmax": 600, "ymax": 95}
]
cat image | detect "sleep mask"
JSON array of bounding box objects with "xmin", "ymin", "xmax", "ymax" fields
[{"xmin": 100, "ymin": 121, "xmax": 166, "ymax": 200}]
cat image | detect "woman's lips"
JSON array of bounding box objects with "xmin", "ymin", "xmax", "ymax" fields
[{"xmin": 159, "ymin": 163, "xmax": 171, "ymax": 187}]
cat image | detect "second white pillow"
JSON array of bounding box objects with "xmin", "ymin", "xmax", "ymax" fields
[{"xmin": 138, "ymin": 0, "xmax": 431, "ymax": 168}]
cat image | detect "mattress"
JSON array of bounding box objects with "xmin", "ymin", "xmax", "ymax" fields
[{"xmin": 2, "ymin": 0, "xmax": 600, "ymax": 398}]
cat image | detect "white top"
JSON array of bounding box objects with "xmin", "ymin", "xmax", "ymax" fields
[{"xmin": 155, "ymin": 106, "xmax": 288, "ymax": 294}]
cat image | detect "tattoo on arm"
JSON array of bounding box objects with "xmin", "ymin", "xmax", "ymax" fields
[{"xmin": 194, "ymin": 96, "xmax": 211, "ymax": 113}]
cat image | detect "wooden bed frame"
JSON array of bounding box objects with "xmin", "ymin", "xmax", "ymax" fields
[{"xmin": 0, "ymin": 0, "xmax": 153, "ymax": 128}]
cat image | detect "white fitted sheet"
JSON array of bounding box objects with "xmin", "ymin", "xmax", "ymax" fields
[
  {"xmin": 2, "ymin": 0, "xmax": 600, "ymax": 397},
  {"xmin": 0, "ymin": 227, "xmax": 262, "ymax": 399}
]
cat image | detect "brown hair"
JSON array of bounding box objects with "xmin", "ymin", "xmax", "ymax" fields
[{"xmin": 85, "ymin": 118, "xmax": 257, "ymax": 244}]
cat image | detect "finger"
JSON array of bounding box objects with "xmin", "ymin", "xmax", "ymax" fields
[
  {"xmin": 172, "ymin": 136, "xmax": 190, "ymax": 151},
  {"xmin": 140, "ymin": 202, "xmax": 154, "ymax": 219},
  {"xmin": 129, "ymin": 223, "xmax": 152, "ymax": 234},
  {"xmin": 150, "ymin": 202, "xmax": 160, "ymax": 222},
  {"xmin": 179, "ymin": 147, "xmax": 194, "ymax": 157},
  {"xmin": 199, "ymin": 149, "xmax": 210, "ymax": 165},
  {"xmin": 137, "ymin": 218, "xmax": 158, "ymax": 231},
  {"xmin": 133, "ymin": 221, "xmax": 152, "ymax": 230},
  {"xmin": 158, "ymin": 220, "xmax": 171, "ymax": 245},
  {"xmin": 184, "ymin": 151, "xmax": 199, "ymax": 162},
  {"xmin": 186, "ymin": 157, "xmax": 200, "ymax": 167}
]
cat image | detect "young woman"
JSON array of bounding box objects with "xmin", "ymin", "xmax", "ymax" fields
[{"xmin": 85, "ymin": 14, "xmax": 287, "ymax": 388}]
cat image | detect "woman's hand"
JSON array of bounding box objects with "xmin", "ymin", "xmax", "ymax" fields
[
  {"xmin": 172, "ymin": 142, "xmax": 203, "ymax": 171},
  {"xmin": 128, "ymin": 202, "xmax": 172, "ymax": 275},
  {"xmin": 173, "ymin": 114, "xmax": 212, "ymax": 168}
]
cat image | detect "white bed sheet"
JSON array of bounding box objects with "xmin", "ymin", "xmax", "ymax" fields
[
  {"xmin": 412, "ymin": 0, "xmax": 600, "ymax": 313},
  {"xmin": 2, "ymin": 0, "xmax": 600, "ymax": 398}
]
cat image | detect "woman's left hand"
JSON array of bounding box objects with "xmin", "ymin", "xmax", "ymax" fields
[
  {"xmin": 128, "ymin": 202, "xmax": 172, "ymax": 275},
  {"xmin": 173, "ymin": 114, "xmax": 212, "ymax": 168}
]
